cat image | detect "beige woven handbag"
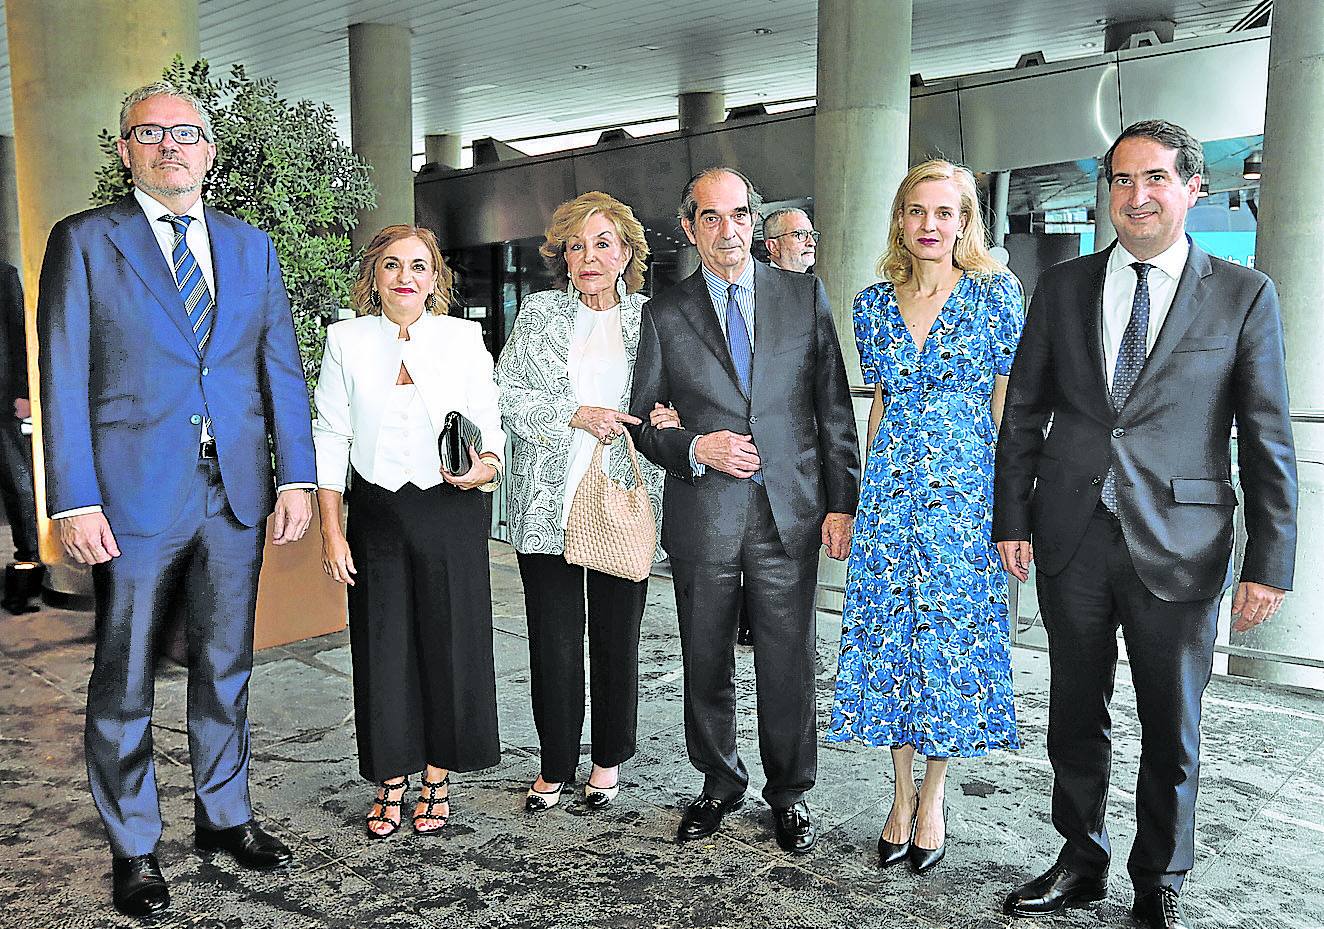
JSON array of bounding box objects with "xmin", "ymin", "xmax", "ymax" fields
[{"xmin": 563, "ymin": 431, "xmax": 655, "ymax": 582}]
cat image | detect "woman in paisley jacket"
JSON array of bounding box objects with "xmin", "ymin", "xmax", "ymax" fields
[{"xmin": 496, "ymin": 191, "xmax": 675, "ymax": 813}]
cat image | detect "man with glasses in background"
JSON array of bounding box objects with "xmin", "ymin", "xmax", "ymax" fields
[
  {"xmin": 762, "ymin": 208, "xmax": 818, "ymax": 274},
  {"xmin": 38, "ymin": 81, "xmax": 316, "ymax": 919}
]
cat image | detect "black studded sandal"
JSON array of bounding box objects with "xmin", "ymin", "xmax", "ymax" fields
[
  {"xmin": 366, "ymin": 776, "xmax": 408, "ymax": 839},
  {"xmin": 413, "ymin": 773, "xmax": 450, "ymax": 834}
]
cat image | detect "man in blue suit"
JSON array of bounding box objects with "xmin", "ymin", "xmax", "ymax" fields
[{"xmin": 38, "ymin": 82, "xmax": 316, "ymax": 919}]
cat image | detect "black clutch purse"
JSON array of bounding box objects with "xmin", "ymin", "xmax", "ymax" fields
[{"xmin": 438, "ymin": 410, "xmax": 483, "ymax": 474}]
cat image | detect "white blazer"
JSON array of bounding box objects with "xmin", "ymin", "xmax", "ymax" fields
[{"xmin": 313, "ymin": 311, "xmax": 505, "ymax": 492}]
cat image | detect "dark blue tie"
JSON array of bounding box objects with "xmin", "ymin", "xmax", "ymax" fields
[
  {"xmin": 1101, "ymin": 262, "xmax": 1152, "ymax": 512},
  {"xmin": 725, "ymin": 283, "xmax": 762, "ymax": 484},
  {"xmin": 726, "ymin": 283, "xmax": 752, "ymax": 395},
  {"xmin": 160, "ymin": 214, "xmax": 214, "ymax": 353}
]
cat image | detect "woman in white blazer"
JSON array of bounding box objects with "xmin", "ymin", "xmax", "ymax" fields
[
  {"xmin": 496, "ymin": 192, "xmax": 676, "ymax": 814},
  {"xmin": 313, "ymin": 225, "xmax": 504, "ymax": 839}
]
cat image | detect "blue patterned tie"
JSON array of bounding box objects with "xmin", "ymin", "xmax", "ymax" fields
[
  {"xmin": 1100, "ymin": 262, "xmax": 1152, "ymax": 512},
  {"xmin": 725, "ymin": 283, "xmax": 762, "ymax": 484},
  {"xmin": 160, "ymin": 214, "xmax": 214, "ymax": 353}
]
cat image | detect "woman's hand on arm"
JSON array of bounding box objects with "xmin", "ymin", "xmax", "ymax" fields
[
  {"xmin": 570, "ymin": 405, "xmax": 643, "ymax": 444},
  {"xmin": 649, "ymin": 403, "xmax": 681, "ymax": 430},
  {"xmin": 317, "ymin": 488, "xmax": 356, "ymax": 586}
]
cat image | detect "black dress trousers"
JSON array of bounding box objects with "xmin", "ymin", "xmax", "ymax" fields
[
  {"xmin": 669, "ymin": 482, "xmax": 820, "ymax": 810},
  {"xmin": 516, "ymin": 551, "xmax": 646, "ymax": 783},
  {"xmin": 1036, "ymin": 507, "xmax": 1220, "ymax": 894},
  {"xmin": 346, "ymin": 472, "xmax": 500, "ymax": 781}
]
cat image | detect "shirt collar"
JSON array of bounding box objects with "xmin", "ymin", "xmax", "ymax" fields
[
  {"xmin": 1109, "ymin": 234, "xmax": 1190, "ymax": 284},
  {"xmin": 134, "ymin": 187, "xmax": 206, "ymax": 224},
  {"xmin": 701, "ymin": 257, "xmax": 755, "ymax": 297}
]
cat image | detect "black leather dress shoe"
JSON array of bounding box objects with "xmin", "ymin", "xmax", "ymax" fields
[
  {"xmin": 112, "ymin": 853, "xmax": 169, "ymax": 919},
  {"xmin": 1004, "ymin": 863, "xmax": 1108, "ymax": 916},
  {"xmin": 195, "ymin": 819, "xmax": 294, "ymax": 870},
  {"xmin": 677, "ymin": 794, "xmax": 744, "ymax": 841},
  {"xmin": 1131, "ymin": 887, "xmax": 1191, "ymax": 928},
  {"xmin": 772, "ymin": 800, "xmax": 815, "ymax": 854}
]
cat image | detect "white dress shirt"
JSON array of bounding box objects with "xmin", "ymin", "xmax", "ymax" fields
[
  {"xmin": 561, "ymin": 302, "xmax": 627, "ymax": 528},
  {"xmin": 1102, "ymin": 236, "xmax": 1189, "ymax": 388}
]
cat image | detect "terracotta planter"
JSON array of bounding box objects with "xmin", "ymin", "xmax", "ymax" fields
[{"xmin": 254, "ymin": 505, "xmax": 346, "ymax": 650}]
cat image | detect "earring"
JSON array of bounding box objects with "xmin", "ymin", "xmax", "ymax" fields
[
  {"xmin": 425, "ymin": 292, "xmax": 437, "ymax": 312},
  {"xmin": 370, "ymin": 289, "xmax": 381, "ymax": 307}
]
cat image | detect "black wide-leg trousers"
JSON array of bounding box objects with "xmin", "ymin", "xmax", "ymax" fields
[
  {"xmin": 1036, "ymin": 506, "xmax": 1220, "ymax": 894},
  {"xmin": 346, "ymin": 474, "xmax": 500, "ymax": 782},
  {"xmin": 516, "ymin": 551, "xmax": 646, "ymax": 783},
  {"xmin": 670, "ymin": 483, "xmax": 819, "ymax": 810}
]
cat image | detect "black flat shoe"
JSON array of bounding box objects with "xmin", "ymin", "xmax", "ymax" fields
[
  {"xmin": 877, "ymin": 795, "xmax": 918, "ymax": 868},
  {"xmin": 112, "ymin": 853, "xmax": 169, "ymax": 919},
  {"xmin": 677, "ymin": 793, "xmax": 744, "ymax": 841},
  {"xmin": 772, "ymin": 800, "xmax": 815, "ymax": 854},
  {"xmin": 909, "ymin": 798, "xmax": 946, "ymax": 873},
  {"xmin": 1131, "ymin": 887, "xmax": 1190, "ymax": 928},
  {"xmin": 1004, "ymin": 862, "xmax": 1108, "ymax": 917},
  {"xmin": 195, "ymin": 819, "xmax": 293, "ymax": 870}
]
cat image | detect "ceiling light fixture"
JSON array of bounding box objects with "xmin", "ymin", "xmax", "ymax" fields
[
  {"xmin": 639, "ymin": 44, "xmax": 662, "ymax": 51},
  {"xmin": 1242, "ymin": 151, "xmax": 1262, "ymax": 180},
  {"xmin": 1229, "ymin": 190, "xmax": 1242, "ymax": 211},
  {"xmin": 574, "ymin": 64, "xmax": 591, "ymax": 71},
  {"xmin": 753, "ymin": 27, "xmax": 773, "ymax": 35}
]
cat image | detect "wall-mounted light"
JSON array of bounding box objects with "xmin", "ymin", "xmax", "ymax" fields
[
  {"xmin": 1229, "ymin": 190, "xmax": 1242, "ymax": 211},
  {"xmin": 1198, "ymin": 180, "xmax": 1209, "ymax": 198},
  {"xmin": 1242, "ymin": 152, "xmax": 1262, "ymax": 180}
]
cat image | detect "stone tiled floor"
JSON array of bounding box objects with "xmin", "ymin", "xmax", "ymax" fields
[{"xmin": 1, "ymin": 541, "xmax": 1323, "ymax": 928}]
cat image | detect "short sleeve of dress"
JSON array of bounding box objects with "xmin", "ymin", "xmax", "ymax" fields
[
  {"xmin": 987, "ymin": 272, "xmax": 1026, "ymax": 376},
  {"xmin": 853, "ymin": 284, "xmax": 883, "ymax": 385}
]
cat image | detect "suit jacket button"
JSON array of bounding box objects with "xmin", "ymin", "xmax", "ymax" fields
[
  {"xmin": 190, "ymin": 414, "xmax": 202, "ymax": 425},
  {"xmin": 1111, "ymin": 427, "xmax": 1125, "ymax": 438},
  {"xmin": 201, "ymin": 367, "xmax": 209, "ymax": 376}
]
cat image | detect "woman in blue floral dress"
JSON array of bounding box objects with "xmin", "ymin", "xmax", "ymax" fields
[{"xmin": 828, "ymin": 160, "xmax": 1024, "ymax": 873}]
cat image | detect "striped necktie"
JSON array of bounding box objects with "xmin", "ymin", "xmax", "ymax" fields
[
  {"xmin": 1100, "ymin": 262, "xmax": 1152, "ymax": 513},
  {"xmin": 160, "ymin": 214, "xmax": 214, "ymax": 352}
]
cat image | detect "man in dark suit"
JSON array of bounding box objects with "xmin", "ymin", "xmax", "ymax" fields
[
  {"xmin": 38, "ymin": 82, "xmax": 316, "ymax": 919},
  {"xmin": 994, "ymin": 120, "xmax": 1296, "ymax": 929},
  {"xmin": 629, "ymin": 167, "xmax": 859, "ymax": 854},
  {"xmin": 0, "ymin": 261, "xmax": 43, "ymax": 612}
]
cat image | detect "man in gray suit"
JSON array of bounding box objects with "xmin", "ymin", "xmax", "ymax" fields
[
  {"xmin": 630, "ymin": 167, "xmax": 859, "ymax": 854},
  {"xmin": 994, "ymin": 120, "xmax": 1296, "ymax": 929}
]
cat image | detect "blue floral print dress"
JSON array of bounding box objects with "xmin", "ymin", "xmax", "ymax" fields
[{"xmin": 827, "ymin": 271, "xmax": 1024, "ymax": 758}]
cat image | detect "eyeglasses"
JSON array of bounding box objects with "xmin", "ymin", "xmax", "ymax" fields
[
  {"xmin": 769, "ymin": 229, "xmax": 820, "ymax": 244},
  {"xmin": 125, "ymin": 124, "xmax": 207, "ymax": 145}
]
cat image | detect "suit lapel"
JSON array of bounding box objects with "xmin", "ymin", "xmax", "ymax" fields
[
  {"xmin": 676, "ymin": 269, "xmax": 743, "ymax": 393},
  {"xmin": 749, "ymin": 262, "xmax": 783, "ymax": 401},
  {"xmin": 1085, "ymin": 246, "xmax": 1112, "ymax": 412},
  {"xmin": 1126, "ymin": 242, "xmax": 1213, "ymax": 404},
  {"xmin": 205, "ymin": 206, "xmax": 238, "ymax": 360},
  {"xmin": 105, "ymin": 196, "xmax": 198, "ymax": 351}
]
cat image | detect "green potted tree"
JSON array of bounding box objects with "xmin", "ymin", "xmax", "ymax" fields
[{"xmin": 93, "ymin": 58, "xmax": 376, "ymax": 647}]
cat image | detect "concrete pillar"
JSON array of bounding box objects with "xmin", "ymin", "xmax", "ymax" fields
[
  {"xmin": 349, "ymin": 23, "xmax": 414, "ymax": 249},
  {"xmin": 1233, "ymin": 2, "xmax": 1324, "ymax": 688},
  {"xmin": 813, "ymin": 0, "xmax": 912, "ymax": 612},
  {"xmin": 424, "ymin": 133, "xmax": 461, "ymax": 169},
  {"xmin": 0, "ymin": 136, "xmax": 20, "ymax": 271},
  {"xmin": 7, "ymin": 0, "xmax": 199, "ymax": 591},
  {"xmin": 679, "ymin": 91, "xmax": 725, "ymax": 130},
  {"xmin": 1094, "ymin": 170, "xmax": 1117, "ymax": 252},
  {"xmin": 814, "ymin": 0, "xmax": 912, "ymax": 386}
]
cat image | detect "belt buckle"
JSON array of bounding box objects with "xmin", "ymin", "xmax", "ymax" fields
[{"xmin": 199, "ymin": 438, "xmax": 217, "ymax": 460}]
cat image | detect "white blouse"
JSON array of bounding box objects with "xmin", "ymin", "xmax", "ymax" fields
[
  {"xmin": 371, "ymin": 383, "xmax": 444, "ymax": 491},
  {"xmin": 560, "ymin": 301, "xmax": 627, "ymax": 528}
]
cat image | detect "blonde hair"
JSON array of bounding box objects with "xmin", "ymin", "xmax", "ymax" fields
[
  {"xmin": 351, "ymin": 225, "xmax": 456, "ymax": 316},
  {"xmin": 539, "ymin": 191, "xmax": 650, "ymax": 293},
  {"xmin": 875, "ymin": 160, "xmax": 1006, "ymax": 285}
]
